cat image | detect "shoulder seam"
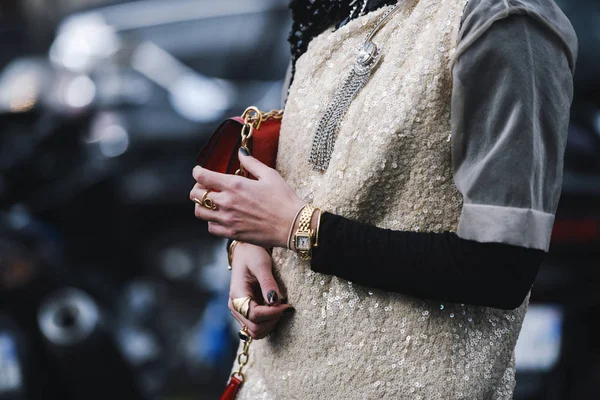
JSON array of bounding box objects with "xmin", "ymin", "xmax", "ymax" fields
[{"xmin": 449, "ymin": 6, "xmax": 576, "ymax": 74}]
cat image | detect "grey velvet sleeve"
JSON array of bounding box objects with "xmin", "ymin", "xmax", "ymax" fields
[{"xmin": 450, "ymin": 13, "xmax": 576, "ymax": 251}]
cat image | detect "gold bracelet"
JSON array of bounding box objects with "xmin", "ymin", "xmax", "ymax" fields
[
  {"xmin": 314, "ymin": 209, "xmax": 323, "ymax": 247},
  {"xmin": 293, "ymin": 204, "xmax": 315, "ymax": 260},
  {"xmin": 228, "ymin": 240, "xmax": 240, "ymax": 270},
  {"xmin": 287, "ymin": 204, "xmax": 307, "ymax": 250}
]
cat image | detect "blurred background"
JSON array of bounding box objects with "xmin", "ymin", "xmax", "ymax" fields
[{"xmin": 0, "ymin": 0, "xmax": 598, "ymax": 399}]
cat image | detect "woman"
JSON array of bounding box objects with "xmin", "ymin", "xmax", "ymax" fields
[{"xmin": 190, "ymin": 0, "xmax": 577, "ymax": 398}]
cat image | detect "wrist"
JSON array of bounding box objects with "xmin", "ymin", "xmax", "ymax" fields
[
  {"xmin": 230, "ymin": 242, "xmax": 271, "ymax": 265},
  {"xmin": 290, "ymin": 207, "xmax": 321, "ymax": 252},
  {"xmin": 236, "ymin": 242, "xmax": 268, "ymax": 255},
  {"xmin": 284, "ymin": 201, "xmax": 306, "ymax": 250}
]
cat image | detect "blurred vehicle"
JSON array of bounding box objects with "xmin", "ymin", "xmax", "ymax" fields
[{"xmin": 0, "ymin": 0, "xmax": 291, "ymax": 398}]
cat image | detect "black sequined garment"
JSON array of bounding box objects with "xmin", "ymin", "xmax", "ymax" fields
[{"xmin": 288, "ymin": 0, "xmax": 399, "ymax": 73}]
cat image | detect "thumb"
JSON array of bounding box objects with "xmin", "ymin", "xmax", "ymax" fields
[
  {"xmin": 251, "ymin": 262, "xmax": 283, "ymax": 306},
  {"xmin": 239, "ymin": 147, "xmax": 270, "ymax": 179}
]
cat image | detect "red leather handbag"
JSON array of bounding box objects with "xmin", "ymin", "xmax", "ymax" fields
[
  {"xmin": 196, "ymin": 107, "xmax": 282, "ymax": 400},
  {"xmin": 196, "ymin": 107, "xmax": 282, "ymax": 178}
]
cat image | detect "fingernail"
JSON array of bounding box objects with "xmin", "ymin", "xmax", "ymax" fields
[
  {"xmin": 239, "ymin": 147, "xmax": 250, "ymax": 157},
  {"xmin": 267, "ymin": 290, "xmax": 278, "ymax": 305},
  {"xmin": 238, "ymin": 330, "xmax": 251, "ymax": 342},
  {"xmin": 283, "ymin": 307, "xmax": 295, "ymax": 314}
]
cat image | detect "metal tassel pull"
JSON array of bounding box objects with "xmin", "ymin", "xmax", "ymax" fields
[
  {"xmin": 308, "ymin": 3, "xmax": 402, "ymax": 171},
  {"xmin": 309, "ymin": 41, "xmax": 380, "ymax": 171}
]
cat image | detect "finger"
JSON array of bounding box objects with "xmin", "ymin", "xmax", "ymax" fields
[
  {"xmin": 189, "ymin": 183, "xmax": 226, "ymax": 202},
  {"xmin": 249, "ymin": 260, "xmax": 283, "ymax": 306},
  {"xmin": 230, "ymin": 307, "xmax": 271, "ymax": 339},
  {"xmin": 238, "ymin": 148, "xmax": 273, "ymax": 180},
  {"xmin": 228, "ymin": 295, "xmax": 293, "ymax": 324},
  {"xmin": 189, "ymin": 182, "xmax": 227, "ymax": 205},
  {"xmin": 190, "ymin": 182, "xmax": 225, "ymax": 223},
  {"xmin": 207, "ymin": 221, "xmax": 235, "ymax": 238},
  {"xmin": 229, "ymin": 262, "xmax": 291, "ymax": 322},
  {"xmin": 189, "ymin": 182, "xmax": 206, "ymax": 202},
  {"xmin": 228, "ymin": 299, "xmax": 261, "ymax": 331},
  {"xmin": 194, "ymin": 204, "xmax": 222, "ymax": 224},
  {"xmin": 230, "ymin": 311, "xmax": 279, "ymax": 340},
  {"xmin": 230, "ymin": 311, "xmax": 259, "ymax": 337},
  {"xmin": 252, "ymin": 320, "xmax": 280, "ymax": 340},
  {"xmin": 228, "ymin": 295, "xmax": 288, "ymax": 323},
  {"xmin": 193, "ymin": 166, "xmax": 237, "ymax": 191},
  {"xmin": 247, "ymin": 302, "xmax": 291, "ymax": 323}
]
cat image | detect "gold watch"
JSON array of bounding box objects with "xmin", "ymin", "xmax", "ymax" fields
[{"xmin": 294, "ymin": 204, "xmax": 316, "ymax": 260}]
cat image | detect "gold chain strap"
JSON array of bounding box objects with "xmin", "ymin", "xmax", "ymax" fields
[
  {"xmin": 228, "ymin": 106, "xmax": 281, "ymax": 388},
  {"xmin": 231, "ymin": 335, "xmax": 252, "ymax": 383},
  {"xmin": 235, "ymin": 106, "xmax": 283, "ymax": 177}
]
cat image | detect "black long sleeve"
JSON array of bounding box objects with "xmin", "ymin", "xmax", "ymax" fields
[{"xmin": 310, "ymin": 212, "xmax": 544, "ymax": 310}]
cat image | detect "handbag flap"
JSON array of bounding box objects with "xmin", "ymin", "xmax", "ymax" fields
[
  {"xmin": 196, "ymin": 118, "xmax": 245, "ymax": 175},
  {"xmin": 196, "ymin": 116, "xmax": 280, "ymax": 179}
]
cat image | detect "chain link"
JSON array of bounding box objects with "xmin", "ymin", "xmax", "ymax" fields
[
  {"xmin": 231, "ymin": 336, "xmax": 253, "ymax": 383},
  {"xmin": 235, "ymin": 106, "xmax": 283, "ymax": 177}
]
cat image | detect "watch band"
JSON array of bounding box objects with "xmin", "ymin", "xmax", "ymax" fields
[
  {"xmin": 294, "ymin": 204, "xmax": 315, "ymax": 260},
  {"xmin": 298, "ymin": 204, "xmax": 314, "ymax": 232}
]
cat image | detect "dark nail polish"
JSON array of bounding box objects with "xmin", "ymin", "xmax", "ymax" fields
[
  {"xmin": 239, "ymin": 147, "xmax": 250, "ymax": 157},
  {"xmin": 267, "ymin": 290, "xmax": 278, "ymax": 304},
  {"xmin": 283, "ymin": 307, "xmax": 295, "ymax": 314},
  {"xmin": 238, "ymin": 330, "xmax": 251, "ymax": 342}
]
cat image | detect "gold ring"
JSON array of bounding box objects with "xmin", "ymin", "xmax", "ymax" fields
[
  {"xmin": 238, "ymin": 325, "xmax": 251, "ymax": 342},
  {"xmin": 201, "ymin": 189, "xmax": 217, "ymax": 210},
  {"xmin": 192, "ymin": 197, "xmax": 202, "ymax": 206},
  {"xmin": 232, "ymin": 296, "xmax": 251, "ymax": 319}
]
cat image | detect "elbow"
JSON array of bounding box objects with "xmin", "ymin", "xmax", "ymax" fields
[
  {"xmin": 478, "ymin": 296, "xmax": 527, "ymax": 311},
  {"xmin": 495, "ymin": 294, "xmax": 529, "ymax": 310},
  {"xmin": 507, "ymin": 283, "xmax": 534, "ymax": 310},
  {"xmin": 485, "ymin": 282, "xmax": 533, "ymax": 310},
  {"xmin": 482, "ymin": 256, "xmax": 541, "ymax": 310}
]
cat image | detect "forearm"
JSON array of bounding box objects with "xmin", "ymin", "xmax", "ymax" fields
[{"xmin": 310, "ymin": 212, "xmax": 544, "ymax": 310}]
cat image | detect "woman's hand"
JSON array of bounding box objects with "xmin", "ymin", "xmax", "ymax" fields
[
  {"xmin": 190, "ymin": 149, "xmax": 304, "ymax": 248},
  {"xmin": 228, "ymin": 242, "xmax": 293, "ymax": 340}
]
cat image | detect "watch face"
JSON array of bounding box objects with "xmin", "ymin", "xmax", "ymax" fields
[{"xmin": 295, "ymin": 235, "xmax": 311, "ymax": 251}]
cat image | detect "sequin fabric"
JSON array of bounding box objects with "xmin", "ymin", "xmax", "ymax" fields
[{"xmin": 233, "ymin": 1, "xmax": 528, "ymax": 398}]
